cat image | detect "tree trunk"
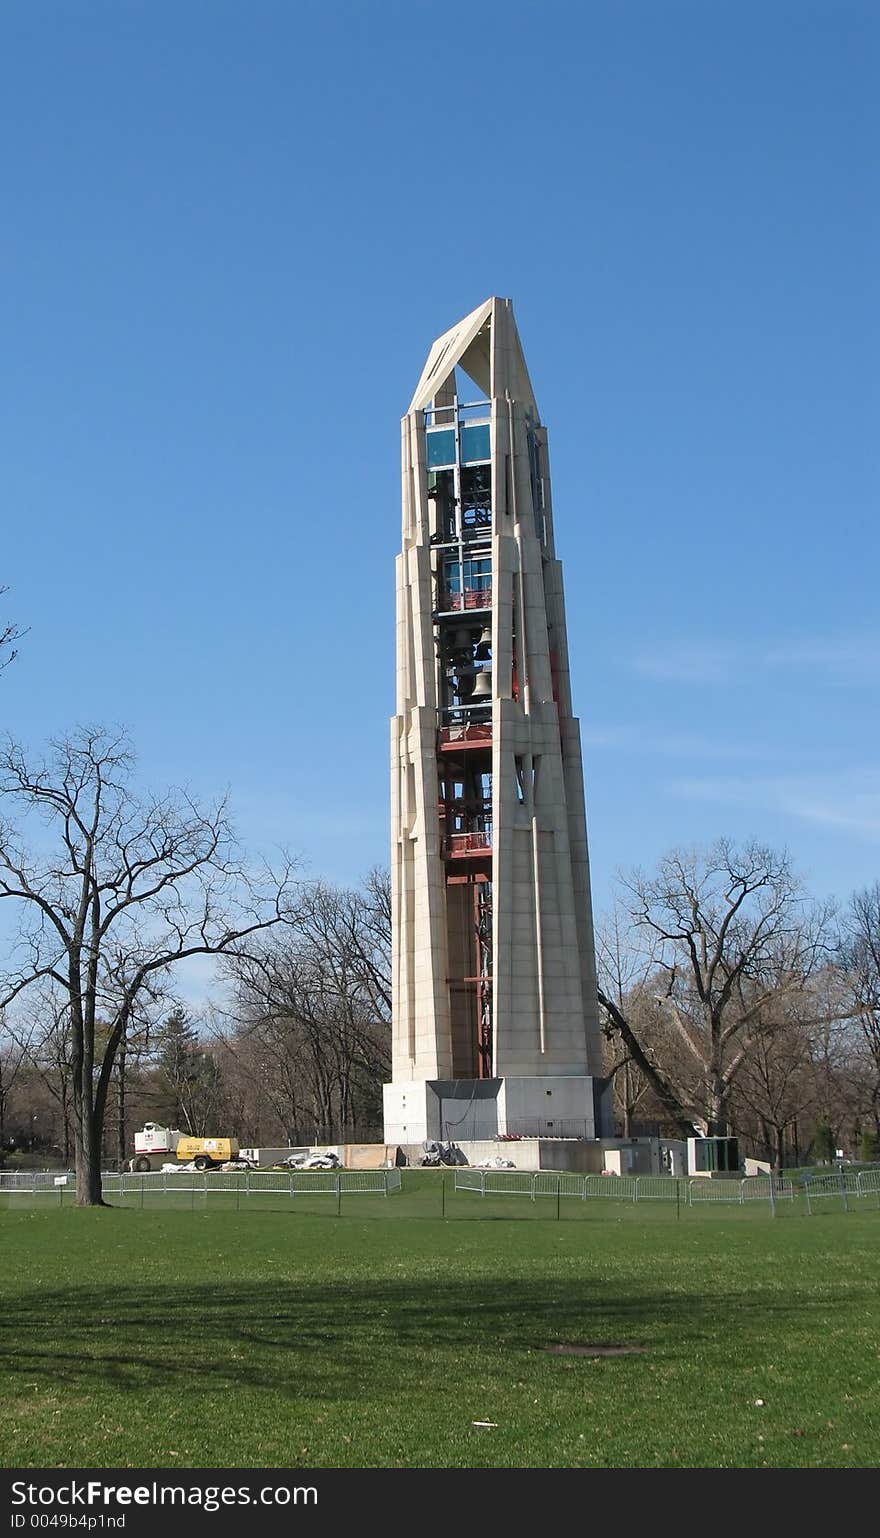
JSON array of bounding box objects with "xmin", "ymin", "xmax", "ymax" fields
[
  {"xmin": 707, "ymin": 1071, "xmax": 728, "ymax": 1137},
  {"xmin": 73, "ymin": 1027, "xmax": 105, "ymax": 1206},
  {"xmin": 59, "ymin": 1069, "xmax": 72, "ymax": 1166},
  {"xmin": 620, "ymin": 1062, "xmax": 631, "ymax": 1137},
  {"xmin": 116, "ymin": 1034, "xmax": 127, "ymax": 1171},
  {"xmin": 73, "ymin": 1117, "xmax": 104, "ymax": 1205}
]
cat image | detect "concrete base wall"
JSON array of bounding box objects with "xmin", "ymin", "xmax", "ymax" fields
[
  {"xmin": 397, "ymin": 1138, "xmax": 597, "ymax": 1172},
  {"xmin": 344, "ymin": 1144, "xmax": 399, "ymax": 1170},
  {"xmin": 498, "ymin": 1076, "xmax": 596, "ymax": 1139},
  {"xmin": 278, "ymin": 1132, "xmax": 686, "ymax": 1177},
  {"xmin": 239, "ymin": 1146, "xmax": 309, "ymax": 1168},
  {"xmin": 599, "ymin": 1138, "xmax": 663, "ymax": 1176},
  {"xmin": 383, "ymin": 1075, "xmax": 598, "ymax": 1144}
]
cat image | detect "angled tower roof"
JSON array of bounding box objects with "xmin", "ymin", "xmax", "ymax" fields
[{"xmin": 407, "ymin": 297, "xmax": 538, "ymax": 415}]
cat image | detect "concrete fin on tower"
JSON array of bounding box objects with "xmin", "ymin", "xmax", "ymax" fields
[{"xmin": 408, "ymin": 297, "xmax": 537, "ymax": 415}]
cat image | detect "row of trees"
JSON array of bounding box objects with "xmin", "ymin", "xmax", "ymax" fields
[
  {"xmin": 0, "ymin": 723, "xmax": 878, "ymax": 1203},
  {"xmin": 598, "ymin": 843, "xmax": 880, "ymax": 1165},
  {"xmin": 0, "ymin": 727, "xmax": 388, "ymax": 1204}
]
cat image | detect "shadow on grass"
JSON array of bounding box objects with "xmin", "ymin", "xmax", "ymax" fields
[{"xmin": 0, "ymin": 1275, "xmax": 845, "ymax": 1400}]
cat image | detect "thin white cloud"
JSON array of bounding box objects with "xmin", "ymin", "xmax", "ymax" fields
[
  {"xmin": 764, "ymin": 637, "xmax": 880, "ymax": 682},
  {"xmin": 631, "ymin": 645, "xmax": 738, "ymax": 684},
  {"xmin": 232, "ymin": 789, "xmax": 385, "ymax": 847},
  {"xmin": 581, "ymin": 723, "xmax": 781, "ymax": 762},
  {"xmin": 669, "ymin": 769, "xmax": 880, "ymax": 840},
  {"xmin": 631, "ymin": 634, "xmax": 880, "ymax": 687}
]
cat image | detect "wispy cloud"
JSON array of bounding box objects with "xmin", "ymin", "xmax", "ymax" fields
[
  {"xmin": 632, "ymin": 633, "xmax": 880, "ymax": 687},
  {"xmin": 669, "ymin": 769, "xmax": 880, "ymax": 840},
  {"xmin": 631, "ymin": 645, "xmax": 739, "ymax": 684},
  {"xmin": 764, "ymin": 637, "xmax": 880, "ymax": 682},
  {"xmin": 581, "ymin": 724, "xmax": 778, "ymax": 762},
  {"xmin": 232, "ymin": 790, "xmax": 386, "ymax": 848}
]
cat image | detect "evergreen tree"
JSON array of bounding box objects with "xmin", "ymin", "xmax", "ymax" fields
[{"xmin": 812, "ymin": 1114, "xmax": 835, "ymax": 1164}]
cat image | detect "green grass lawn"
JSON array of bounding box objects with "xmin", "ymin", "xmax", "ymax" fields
[{"xmin": 1, "ymin": 1181, "xmax": 877, "ymax": 1469}]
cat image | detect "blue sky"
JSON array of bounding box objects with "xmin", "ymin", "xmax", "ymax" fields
[{"xmin": 1, "ymin": 0, "xmax": 878, "ymax": 930}]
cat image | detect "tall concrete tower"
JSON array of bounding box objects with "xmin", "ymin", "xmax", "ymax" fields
[{"xmin": 384, "ymin": 298, "xmax": 606, "ymax": 1148}]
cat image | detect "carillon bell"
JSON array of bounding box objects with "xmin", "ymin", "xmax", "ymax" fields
[
  {"xmin": 470, "ymin": 668, "xmax": 493, "ymax": 700},
  {"xmin": 474, "ymin": 625, "xmax": 493, "ymax": 659},
  {"xmin": 448, "ymin": 625, "xmax": 478, "ymax": 654}
]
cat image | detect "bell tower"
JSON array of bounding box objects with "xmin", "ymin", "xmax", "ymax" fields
[{"xmin": 384, "ymin": 299, "xmax": 606, "ymax": 1148}]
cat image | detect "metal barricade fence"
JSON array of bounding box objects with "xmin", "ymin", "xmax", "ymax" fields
[
  {"xmin": 857, "ymin": 1169, "xmax": 880, "ymax": 1200},
  {"xmin": 0, "ymin": 1164, "xmax": 875, "ymax": 1214},
  {"xmin": 801, "ymin": 1171, "xmax": 859, "ymax": 1213},
  {"xmin": 332, "ymin": 1170, "xmax": 401, "ymax": 1194},
  {"xmin": 483, "ymin": 1171, "xmax": 535, "ymax": 1198},
  {"xmin": 0, "ymin": 1169, "xmax": 402, "ymax": 1205},
  {"xmin": 452, "ymin": 1170, "xmax": 805, "ymax": 1208},
  {"xmin": 803, "ymin": 1173, "xmax": 858, "ymax": 1199},
  {"xmin": 533, "ymin": 1172, "xmax": 585, "ymax": 1200},
  {"xmin": 455, "ymin": 1171, "xmax": 660, "ymax": 1202},
  {"xmin": 742, "ymin": 1177, "xmax": 795, "ymax": 1201},
  {"xmin": 630, "ymin": 1177, "xmax": 678, "ymax": 1201},
  {"xmin": 0, "ymin": 1171, "xmax": 65, "ymax": 1192},
  {"xmin": 454, "ymin": 1168, "xmax": 486, "ymax": 1194},
  {"xmin": 688, "ymin": 1178, "xmax": 738, "ymax": 1202},
  {"xmin": 584, "ymin": 1174, "xmax": 640, "ymax": 1201}
]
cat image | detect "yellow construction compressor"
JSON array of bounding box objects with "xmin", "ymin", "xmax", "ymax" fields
[{"xmin": 130, "ymin": 1124, "xmax": 242, "ymax": 1172}]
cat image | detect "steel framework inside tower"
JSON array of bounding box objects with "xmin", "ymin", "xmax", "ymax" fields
[{"xmin": 429, "ymin": 388, "xmax": 495, "ymax": 1077}]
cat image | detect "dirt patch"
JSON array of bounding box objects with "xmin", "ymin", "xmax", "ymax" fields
[{"xmin": 543, "ymin": 1343, "xmax": 647, "ymax": 1358}]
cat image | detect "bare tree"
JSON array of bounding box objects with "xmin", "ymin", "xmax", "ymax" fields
[
  {"xmin": 596, "ymin": 984, "xmax": 699, "ymax": 1140},
  {"xmin": 2, "ymin": 986, "xmax": 74, "ymax": 1161},
  {"xmin": 0, "ymin": 726, "xmax": 299, "ymax": 1204},
  {"xmin": 221, "ymin": 874, "xmax": 391, "ymax": 1145},
  {"xmin": 734, "ymin": 1010, "xmax": 817, "ymax": 1167},
  {"xmin": 0, "ymin": 586, "xmax": 25, "ymax": 673},
  {"xmin": 840, "ymin": 882, "xmax": 880, "ymax": 1135},
  {"xmin": 6, "ymin": 974, "xmax": 166, "ymax": 1169},
  {"xmin": 0, "ymin": 1017, "xmax": 32, "ymax": 1147},
  {"xmin": 596, "ymin": 903, "xmax": 661, "ymax": 1135},
  {"xmin": 620, "ymin": 840, "xmax": 830, "ymax": 1135}
]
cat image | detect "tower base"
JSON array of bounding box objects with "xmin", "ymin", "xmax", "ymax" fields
[{"xmin": 383, "ymin": 1076, "xmax": 604, "ymax": 1144}]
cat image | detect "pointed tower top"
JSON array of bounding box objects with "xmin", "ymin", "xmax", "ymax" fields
[{"xmin": 407, "ymin": 297, "xmax": 538, "ymax": 416}]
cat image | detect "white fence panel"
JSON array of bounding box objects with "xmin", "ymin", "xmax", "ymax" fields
[
  {"xmin": 804, "ymin": 1173, "xmax": 859, "ymax": 1200},
  {"xmin": 633, "ymin": 1177, "xmax": 679, "ymax": 1201},
  {"xmin": 584, "ymin": 1174, "xmax": 638, "ymax": 1201},
  {"xmin": 532, "ymin": 1173, "xmax": 561, "ymax": 1199},
  {"xmin": 483, "ymin": 1171, "xmax": 535, "ymax": 1197},
  {"xmin": 338, "ymin": 1171, "xmax": 392, "ymax": 1194},
  {"xmin": 454, "ymin": 1169, "xmax": 485, "ymax": 1194},
  {"xmin": 0, "ymin": 1167, "xmax": 404, "ymax": 1205},
  {"xmin": 688, "ymin": 1179, "xmax": 743, "ymax": 1203},
  {"xmin": 558, "ymin": 1173, "xmax": 588, "ymax": 1199},
  {"xmin": 742, "ymin": 1177, "xmax": 795, "ymax": 1201},
  {"xmin": 0, "ymin": 1171, "xmax": 61, "ymax": 1190}
]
